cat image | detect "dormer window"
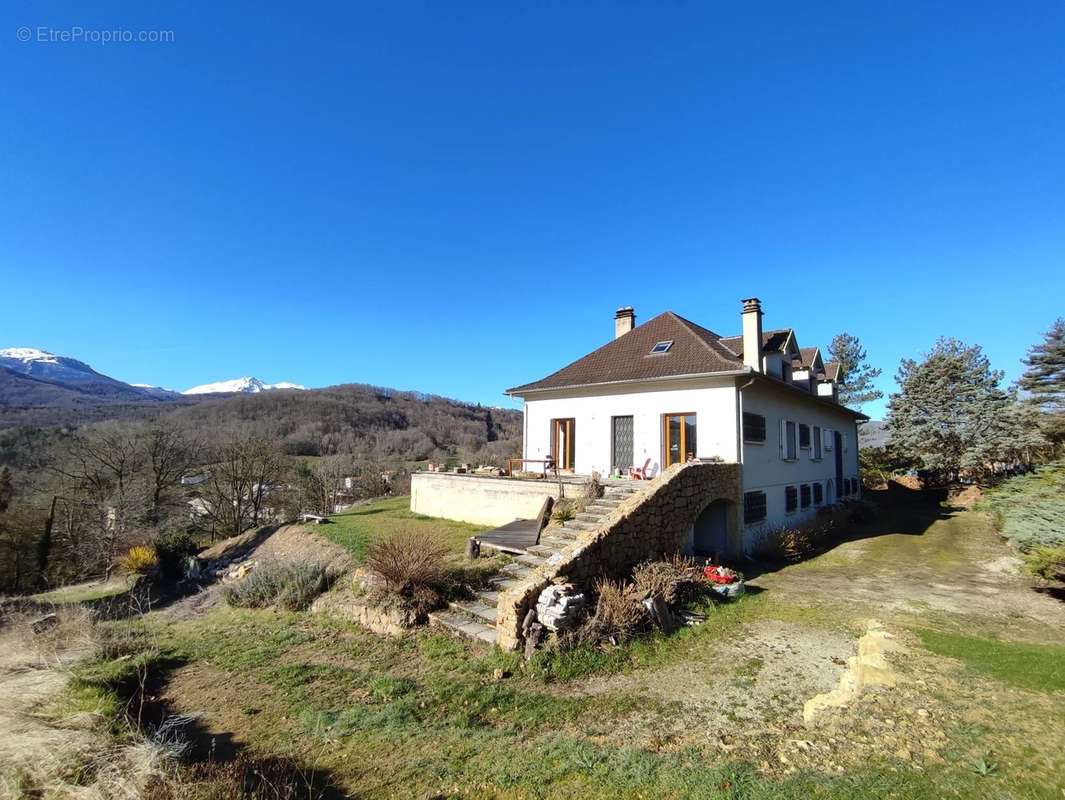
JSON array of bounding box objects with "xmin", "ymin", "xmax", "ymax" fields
[{"xmin": 649, "ymin": 340, "xmax": 673, "ymax": 354}]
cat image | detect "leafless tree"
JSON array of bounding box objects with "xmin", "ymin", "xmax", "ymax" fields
[
  {"xmin": 200, "ymin": 436, "xmax": 285, "ymax": 538},
  {"xmin": 141, "ymin": 423, "xmax": 202, "ymax": 525}
]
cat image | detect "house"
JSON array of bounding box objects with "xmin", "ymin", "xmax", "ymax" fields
[{"xmin": 505, "ymin": 298, "xmax": 867, "ymax": 552}]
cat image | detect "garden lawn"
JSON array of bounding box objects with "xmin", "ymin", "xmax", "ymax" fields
[{"xmin": 319, "ymin": 496, "xmax": 486, "ymax": 561}]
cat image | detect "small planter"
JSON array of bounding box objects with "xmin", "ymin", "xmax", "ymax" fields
[
  {"xmin": 702, "ymin": 564, "xmax": 745, "ymax": 600},
  {"xmin": 709, "ymin": 580, "xmax": 745, "ymax": 599}
]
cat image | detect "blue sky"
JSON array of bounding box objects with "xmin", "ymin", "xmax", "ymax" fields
[{"xmin": 2, "ymin": 2, "xmax": 1063, "ymax": 419}]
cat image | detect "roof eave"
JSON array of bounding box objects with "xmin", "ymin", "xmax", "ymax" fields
[{"xmin": 506, "ymin": 368, "xmax": 751, "ymax": 397}]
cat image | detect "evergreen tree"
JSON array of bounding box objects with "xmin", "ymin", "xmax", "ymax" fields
[
  {"xmin": 886, "ymin": 338, "xmax": 1027, "ymax": 478},
  {"xmin": 828, "ymin": 333, "xmax": 883, "ymax": 408},
  {"xmin": 1020, "ymin": 318, "xmax": 1065, "ymax": 412}
]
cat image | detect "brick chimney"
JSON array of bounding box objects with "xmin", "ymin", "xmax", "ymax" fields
[
  {"xmin": 614, "ymin": 307, "xmax": 636, "ymax": 339},
  {"xmin": 741, "ymin": 297, "xmax": 763, "ymax": 372}
]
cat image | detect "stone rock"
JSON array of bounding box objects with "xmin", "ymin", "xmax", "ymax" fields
[
  {"xmin": 311, "ymin": 591, "xmax": 417, "ymax": 636},
  {"xmin": 31, "ymin": 614, "xmax": 58, "ymax": 634},
  {"xmin": 535, "ymin": 584, "xmax": 586, "ymax": 631}
]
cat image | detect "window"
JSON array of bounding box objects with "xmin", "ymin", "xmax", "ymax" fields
[
  {"xmin": 799, "ymin": 423, "xmax": 811, "ymax": 450},
  {"xmin": 843, "ymin": 433, "xmax": 849, "ymax": 452},
  {"xmin": 800, "ymin": 484, "xmax": 812, "ymax": 508},
  {"xmin": 813, "ymin": 482, "xmax": 824, "ymax": 505},
  {"xmin": 813, "ymin": 426, "xmax": 822, "ymax": 460},
  {"xmin": 781, "ymin": 420, "xmax": 797, "ymax": 460},
  {"xmin": 785, "ymin": 485, "xmax": 798, "ymax": 513},
  {"xmin": 743, "ymin": 412, "xmax": 766, "ymax": 443},
  {"xmin": 650, "ymin": 340, "xmax": 673, "ymax": 354},
  {"xmin": 744, "ymin": 491, "xmax": 767, "ymax": 524},
  {"xmin": 663, "ymin": 413, "xmax": 696, "ymax": 467},
  {"xmin": 824, "ymin": 428, "xmax": 834, "ymax": 451}
]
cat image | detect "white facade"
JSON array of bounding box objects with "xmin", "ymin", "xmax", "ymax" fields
[
  {"xmin": 520, "ymin": 376, "xmax": 860, "ymax": 540},
  {"xmin": 522, "ymin": 378, "xmax": 739, "ymax": 479}
]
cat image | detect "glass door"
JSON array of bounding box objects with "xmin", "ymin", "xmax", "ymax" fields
[
  {"xmin": 612, "ymin": 416, "xmax": 634, "ymax": 471},
  {"xmin": 551, "ymin": 418, "xmax": 576, "ymax": 471},
  {"xmin": 663, "ymin": 413, "xmax": 696, "ymax": 468}
]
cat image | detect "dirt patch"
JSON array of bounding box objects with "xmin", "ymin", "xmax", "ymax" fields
[
  {"xmin": 158, "ymin": 661, "xmax": 295, "ymax": 761},
  {"xmin": 574, "ymin": 620, "xmax": 853, "ymax": 747},
  {"xmin": 250, "ymin": 524, "xmax": 353, "ymax": 575}
]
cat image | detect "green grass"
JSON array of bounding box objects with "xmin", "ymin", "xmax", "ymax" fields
[
  {"xmin": 977, "ymin": 460, "xmax": 1065, "ymax": 551},
  {"xmin": 319, "ymin": 495, "xmax": 486, "ymax": 561},
  {"xmin": 915, "ymin": 628, "xmax": 1065, "ymax": 693},
  {"xmin": 73, "ymin": 602, "xmax": 1065, "ymax": 799},
  {"xmin": 27, "ymin": 576, "xmax": 129, "ymax": 605}
]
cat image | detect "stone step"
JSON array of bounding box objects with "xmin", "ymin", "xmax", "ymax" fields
[
  {"xmin": 501, "ymin": 562, "xmax": 535, "ymax": 580},
  {"xmin": 515, "ymin": 553, "xmax": 547, "ymax": 568},
  {"xmin": 566, "ymin": 520, "xmax": 599, "ymax": 532},
  {"xmin": 526, "ymin": 544, "xmax": 557, "ymax": 557},
  {"xmin": 476, "ymin": 589, "xmax": 501, "ymax": 606},
  {"xmin": 587, "ymin": 499, "xmax": 620, "ymax": 509},
  {"xmin": 489, "ymin": 577, "xmax": 525, "ymax": 592},
  {"xmin": 574, "ymin": 512, "xmax": 606, "ymax": 523},
  {"xmin": 428, "ymin": 611, "xmax": 497, "ymax": 645},
  {"xmin": 450, "ymin": 600, "xmax": 497, "ymax": 624}
]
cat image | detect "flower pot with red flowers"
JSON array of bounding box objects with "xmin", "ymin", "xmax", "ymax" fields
[{"xmin": 702, "ymin": 564, "xmax": 745, "ymax": 599}]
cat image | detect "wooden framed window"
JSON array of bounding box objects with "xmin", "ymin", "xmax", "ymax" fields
[
  {"xmin": 785, "ymin": 485, "xmax": 798, "ymax": 513},
  {"xmin": 781, "ymin": 420, "xmax": 798, "ymax": 461},
  {"xmin": 800, "ymin": 484, "xmax": 812, "ymax": 508},
  {"xmin": 799, "ymin": 424, "xmax": 811, "ymax": 450},
  {"xmin": 813, "ymin": 426, "xmax": 823, "ymax": 460},
  {"xmin": 663, "ymin": 412, "xmax": 697, "ymax": 468},
  {"xmin": 813, "ymin": 482, "xmax": 824, "ymax": 505},
  {"xmin": 743, "ymin": 412, "xmax": 766, "ymax": 443},
  {"xmin": 550, "ymin": 418, "xmax": 576, "ymax": 471},
  {"xmin": 743, "ymin": 490, "xmax": 767, "ymax": 524}
]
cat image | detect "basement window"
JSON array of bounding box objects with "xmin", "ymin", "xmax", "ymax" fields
[
  {"xmin": 649, "ymin": 340, "xmax": 674, "ymax": 354},
  {"xmin": 744, "ymin": 491, "xmax": 767, "ymax": 524}
]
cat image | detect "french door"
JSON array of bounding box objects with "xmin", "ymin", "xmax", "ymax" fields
[
  {"xmin": 663, "ymin": 412, "xmax": 697, "ymax": 468},
  {"xmin": 551, "ymin": 418, "xmax": 576, "ymax": 471},
  {"xmin": 612, "ymin": 416, "xmax": 634, "ymax": 471}
]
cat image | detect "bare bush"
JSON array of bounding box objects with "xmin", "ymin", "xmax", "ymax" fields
[
  {"xmin": 631, "ymin": 556, "xmax": 706, "ymax": 605},
  {"xmin": 584, "ymin": 578, "xmax": 648, "ymax": 643}
]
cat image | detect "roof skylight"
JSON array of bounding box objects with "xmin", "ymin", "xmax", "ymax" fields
[{"xmin": 650, "ymin": 340, "xmax": 673, "ymax": 354}]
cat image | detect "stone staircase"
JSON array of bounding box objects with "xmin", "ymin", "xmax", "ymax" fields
[{"xmin": 428, "ymin": 482, "xmax": 643, "ymax": 646}]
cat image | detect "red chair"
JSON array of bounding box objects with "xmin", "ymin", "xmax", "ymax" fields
[{"xmin": 629, "ymin": 458, "xmax": 651, "ymax": 480}]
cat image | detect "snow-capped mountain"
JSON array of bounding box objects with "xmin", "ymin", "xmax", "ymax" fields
[
  {"xmin": 0, "ymin": 347, "xmax": 177, "ymax": 405},
  {"xmin": 182, "ymin": 377, "xmax": 306, "ymax": 395}
]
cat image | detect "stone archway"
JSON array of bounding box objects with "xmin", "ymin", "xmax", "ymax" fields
[{"xmin": 690, "ymin": 497, "xmax": 741, "ymax": 560}]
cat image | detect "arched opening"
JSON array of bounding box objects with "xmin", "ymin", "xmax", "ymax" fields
[{"xmin": 692, "ymin": 499, "xmax": 732, "ymax": 561}]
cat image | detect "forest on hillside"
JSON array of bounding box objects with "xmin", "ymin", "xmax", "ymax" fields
[{"xmin": 0, "ymin": 384, "xmax": 522, "ymax": 593}]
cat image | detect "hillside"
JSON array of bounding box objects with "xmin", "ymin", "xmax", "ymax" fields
[{"xmin": 0, "ymin": 382, "xmax": 521, "ymax": 465}]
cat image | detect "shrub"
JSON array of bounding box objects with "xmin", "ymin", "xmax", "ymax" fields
[
  {"xmin": 551, "ymin": 500, "xmax": 577, "ymax": 525},
  {"xmin": 222, "ymin": 561, "xmax": 328, "ymax": 611},
  {"xmin": 154, "ymin": 532, "xmax": 199, "ymax": 581},
  {"xmin": 631, "ymin": 556, "xmax": 706, "ymax": 605},
  {"xmin": 572, "ymin": 578, "xmax": 648, "ymax": 645},
  {"xmin": 1024, "ymin": 545, "xmax": 1065, "ymax": 581},
  {"xmin": 118, "ymin": 546, "xmax": 159, "ymax": 576},
  {"xmin": 365, "ymin": 531, "xmax": 449, "ymax": 614}
]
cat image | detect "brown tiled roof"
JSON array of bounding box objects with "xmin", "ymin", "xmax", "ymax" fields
[
  {"xmin": 507, "ymin": 312, "xmax": 745, "ymax": 393},
  {"xmin": 717, "ymin": 329, "xmax": 792, "ymax": 358},
  {"xmin": 824, "ymin": 361, "xmax": 841, "ymax": 381}
]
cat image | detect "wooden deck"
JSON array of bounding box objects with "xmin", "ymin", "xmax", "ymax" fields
[{"xmin": 477, "ymin": 497, "xmax": 553, "ymax": 555}]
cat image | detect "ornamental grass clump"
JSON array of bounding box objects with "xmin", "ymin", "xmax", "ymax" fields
[
  {"xmin": 222, "ymin": 561, "xmax": 328, "ymax": 611},
  {"xmin": 551, "ymin": 499, "xmax": 577, "ymax": 525},
  {"xmin": 365, "ymin": 530, "xmax": 450, "ymax": 614}
]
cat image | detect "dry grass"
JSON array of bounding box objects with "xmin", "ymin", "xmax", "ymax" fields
[
  {"xmin": 365, "ymin": 530, "xmax": 450, "ymax": 615},
  {"xmin": 631, "ymin": 556, "xmax": 705, "ymax": 605}
]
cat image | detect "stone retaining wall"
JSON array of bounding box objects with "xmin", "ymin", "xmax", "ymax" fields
[{"xmin": 495, "ymin": 461, "xmax": 742, "ymax": 650}]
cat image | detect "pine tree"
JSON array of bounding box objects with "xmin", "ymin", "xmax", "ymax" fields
[
  {"xmin": 1019, "ymin": 318, "xmax": 1065, "ymax": 413},
  {"xmin": 886, "ymin": 338, "xmax": 1026, "ymax": 478},
  {"xmin": 828, "ymin": 333, "xmax": 883, "ymax": 408}
]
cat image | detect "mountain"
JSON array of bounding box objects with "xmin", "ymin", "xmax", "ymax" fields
[
  {"xmin": 858, "ymin": 419, "xmax": 889, "ymax": 448},
  {"xmin": 182, "ymin": 377, "xmax": 307, "ymax": 395},
  {"xmin": 0, "ymin": 347, "xmax": 172, "ymax": 405}
]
